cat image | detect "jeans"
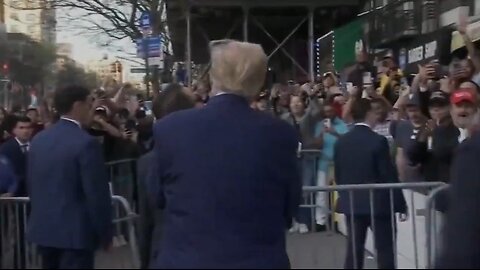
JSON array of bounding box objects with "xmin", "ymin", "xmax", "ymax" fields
[{"xmin": 315, "ymin": 170, "xmax": 328, "ymax": 226}]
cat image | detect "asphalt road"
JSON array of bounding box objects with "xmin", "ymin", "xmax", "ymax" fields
[{"xmin": 94, "ymin": 232, "xmax": 377, "ymax": 269}]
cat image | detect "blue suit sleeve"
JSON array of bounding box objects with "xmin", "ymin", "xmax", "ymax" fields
[
  {"xmin": 376, "ymin": 137, "xmax": 407, "ymax": 213},
  {"xmin": 283, "ymin": 129, "xmax": 302, "ymax": 228},
  {"xmin": 79, "ymin": 138, "xmax": 113, "ymax": 247},
  {"xmin": 333, "ymin": 140, "xmax": 341, "ymax": 184},
  {"xmin": 152, "ymin": 125, "xmax": 171, "ymax": 210},
  {"xmin": 147, "ymin": 153, "xmax": 165, "ymax": 209},
  {"xmin": 436, "ymin": 143, "xmax": 480, "ymax": 268},
  {"xmin": 0, "ymin": 158, "xmax": 18, "ymax": 195}
]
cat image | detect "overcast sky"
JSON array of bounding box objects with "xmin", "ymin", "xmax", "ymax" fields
[{"xmin": 56, "ymin": 8, "xmax": 137, "ymax": 65}]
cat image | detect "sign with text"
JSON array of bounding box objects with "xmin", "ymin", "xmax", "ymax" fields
[
  {"xmin": 136, "ymin": 36, "xmax": 163, "ymax": 58},
  {"xmin": 407, "ymin": 40, "xmax": 437, "ymax": 65},
  {"xmin": 140, "ymin": 12, "xmax": 152, "ymax": 36}
]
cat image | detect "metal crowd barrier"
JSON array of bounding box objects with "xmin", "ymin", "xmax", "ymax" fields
[
  {"xmin": 300, "ymin": 182, "xmax": 446, "ymax": 269},
  {"xmin": 106, "ymin": 159, "xmax": 138, "ymax": 211},
  {"xmin": 0, "ymin": 195, "xmax": 140, "ymax": 269},
  {"xmin": 425, "ymin": 184, "xmax": 450, "ymax": 269}
]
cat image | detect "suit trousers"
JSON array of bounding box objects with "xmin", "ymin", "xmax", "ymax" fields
[
  {"xmin": 344, "ymin": 215, "xmax": 396, "ymax": 269},
  {"xmin": 39, "ymin": 246, "xmax": 94, "ymax": 269}
]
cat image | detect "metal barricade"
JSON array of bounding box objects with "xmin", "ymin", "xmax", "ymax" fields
[
  {"xmin": 106, "ymin": 159, "xmax": 138, "ymax": 211},
  {"xmin": 425, "ymin": 184, "xmax": 450, "ymax": 269},
  {"xmin": 296, "ymin": 149, "xmax": 324, "ymax": 233},
  {"xmin": 299, "ymin": 182, "xmax": 446, "ymax": 269},
  {"xmin": 0, "ymin": 195, "xmax": 140, "ymax": 269}
]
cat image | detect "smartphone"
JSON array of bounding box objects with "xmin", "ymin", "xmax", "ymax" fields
[
  {"xmin": 324, "ymin": 119, "xmax": 331, "ymax": 129},
  {"xmin": 346, "ymin": 82, "xmax": 354, "ymax": 94},
  {"xmin": 362, "ymin": 72, "xmax": 372, "ymax": 85}
]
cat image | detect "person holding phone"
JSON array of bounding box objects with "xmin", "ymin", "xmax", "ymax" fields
[
  {"xmin": 282, "ymin": 89, "xmax": 323, "ymax": 234},
  {"xmin": 314, "ymin": 102, "xmax": 349, "ymax": 231}
]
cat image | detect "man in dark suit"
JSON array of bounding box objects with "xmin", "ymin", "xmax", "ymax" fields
[
  {"xmin": 0, "ymin": 115, "xmax": 33, "ymax": 268},
  {"xmin": 334, "ymin": 98, "xmax": 407, "ymax": 269},
  {"xmin": 435, "ymin": 133, "xmax": 480, "ymax": 268},
  {"xmin": 0, "ymin": 115, "xmax": 33, "ymax": 197},
  {"xmin": 27, "ymin": 86, "xmax": 112, "ymax": 269},
  {"xmin": 136, "ymin": 84, "xmax": 195, "ymax": 268},
  {"xmin": 150, "ymin": 40, "xmax": 301, "ymax": 268},
  {"xmin": 0, "ymin": 155, "xmax": 17, "ymax": 196}
]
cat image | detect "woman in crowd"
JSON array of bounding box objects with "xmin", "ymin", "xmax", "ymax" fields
[{"xmin": 282, "ymin": 85, "xmax": 323, "ymax": 234}]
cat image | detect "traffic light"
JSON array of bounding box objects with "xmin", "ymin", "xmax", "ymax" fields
[{"xmin": 1, "ymin": 63, "xmax": 9, "ymax": 77}]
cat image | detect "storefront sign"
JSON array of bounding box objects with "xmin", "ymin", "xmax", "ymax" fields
[
  {"xmin": 399, "ymin": 48, "xmax": 407, "ymax": 70},
  {"xmin": 401, "ymin": 26, "xmax": 453, "ymax": 74},
  {"xmin": 408, "ymin": 46, "xmax": 423, "ymax": 64},
  {"xmin": 407, "ymin": 40, "xmax": 437, "ymax": 65}
]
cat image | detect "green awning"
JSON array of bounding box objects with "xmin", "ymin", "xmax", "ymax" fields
[{"xmin": 333, "ymin": 18, "xmax": 365, "ymax": 71}]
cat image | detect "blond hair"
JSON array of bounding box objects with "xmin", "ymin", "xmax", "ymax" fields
[{"xmin": 209, "ymin": 40, "xmax": 267, "ymax": 98}]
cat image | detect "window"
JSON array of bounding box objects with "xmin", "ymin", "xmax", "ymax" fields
[
  {"xmin": 9, "ymin": 24, "xmax": 19, "ymax": 33},
  {"xmin": 10, "ymin": 0, "xmax": 21, "ymax": 9},
  {"xmin": 26, "ymin": 13, "xmax": 36, "ymax": 22},
  {"xmin": 26, "ymin": 25, "xmax": 36, "ymax": 34},
  {"xmin": 24, "ymin": 0, "xmax": 37, "ymax": 9},
  {"xmin": 10, "ymin": 12, "xmax": 19, "ymax": 21}
]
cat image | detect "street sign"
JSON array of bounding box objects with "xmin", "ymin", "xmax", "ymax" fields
[
  {"xmin": 136, "ymin": 36, "xmax": 163, "ymax": 58},
  {"xmin": 130, "ymin": 67, "xmax": 162, "ymax": 73},
  {"xmin": 148, "ymin": 57, "xmax": 164, "ymax": 68},
  {"xmin": 140, "ymin": 12, "xmax": 152, "ymax": 37}
]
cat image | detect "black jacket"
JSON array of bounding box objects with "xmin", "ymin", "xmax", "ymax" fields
[
  {"xmin": 406, "ymin": 120, "xmax": 459, "ymax": 183},
  {"xmin": 334, "ymin": 125, "xmax": 407, "ymax": 216},
  {"xmin": 406, "ymin": 120, "xmax": 459, "ymax": 212}
]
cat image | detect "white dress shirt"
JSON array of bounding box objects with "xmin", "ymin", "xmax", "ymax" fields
[
  {"xmin": 458, "ymin": 128, "xmax": 468, "ymax": 143},
  {"xmin": 15, "ymin": 137, "xmax": 30, "ymax": 153}
]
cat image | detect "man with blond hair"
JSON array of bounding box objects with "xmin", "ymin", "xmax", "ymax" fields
[{"xmin": 149, "ymin": 40, "xmax": 301, "ymax": 268}]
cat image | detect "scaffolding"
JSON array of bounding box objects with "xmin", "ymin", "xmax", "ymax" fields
[{"xmin": 166, "ymin": 0, "xmax": 362, "ymax": 86}]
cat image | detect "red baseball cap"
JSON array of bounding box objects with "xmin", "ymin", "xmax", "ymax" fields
[{"xmin": 450, "ymin": 88, "xmax": 477, "ymax": 105}]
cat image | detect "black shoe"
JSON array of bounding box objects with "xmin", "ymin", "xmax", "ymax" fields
[{"xmin": 315, "ymin": 224, "xmax": 326, "ymax": 232}]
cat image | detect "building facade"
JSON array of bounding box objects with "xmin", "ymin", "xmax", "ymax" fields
[
  {"xmin": 86, "ymin": 57, "xmax": 123, "ymax": 83},
  {"xmin": 55, "ymin": 42, "xmax": 74, "ymax": 70},
  {"xmin": 2, "ymin": 0, "xmax": 56, "ymax": 43}
]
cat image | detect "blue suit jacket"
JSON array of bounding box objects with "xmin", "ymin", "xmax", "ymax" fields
[
  {"xmin": 0, "ymin": 155, "xmax": 17, "ymax": 194},
  {"xmin": 150, "ymin": 94, "xmax": 301, "ymax": 269},
  {"xmin": 27, "ymin": 119, "xmax": 112, "ymax": 250},
  {"xmin": 436, "ymin": 133, "xmax": 480, "ymax": 268},
  {"xmin": 0, "ymin": 138, "xmax": 27, "ymax": 196},
  {"xmin": 334, "ymin": 125, "xmax": 407, "ymax": 216}
]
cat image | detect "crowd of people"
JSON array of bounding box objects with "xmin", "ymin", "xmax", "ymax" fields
[{"xmin": 0, "ymin": 20, "xmax": 479, "ymax": 270}]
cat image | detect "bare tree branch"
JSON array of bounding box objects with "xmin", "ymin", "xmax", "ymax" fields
[{"xmin": 4, "ymin": 0, "xmax": 167, "ymax": 44}]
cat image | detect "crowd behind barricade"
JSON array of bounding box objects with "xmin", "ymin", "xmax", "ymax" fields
[{"xmin": 0, "ymin": 23, "xmax": 479, "ymax": 269}]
